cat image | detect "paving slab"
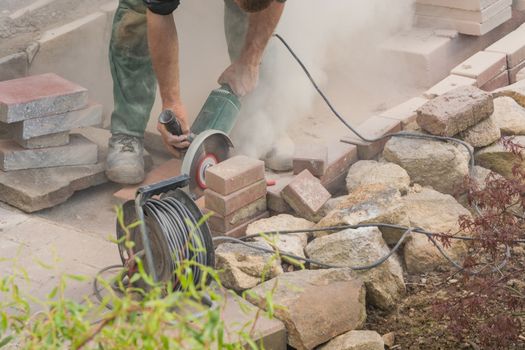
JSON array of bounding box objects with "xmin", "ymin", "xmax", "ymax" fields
[
  {"xmin": 451, "ymin": 51, "xmax": 507, "ymax": 86},
  {"xmin": 14, "ymin": 131, "xmax": 70, "ymax": 149},
  {"xmin": 416, "ymin": 0, "xmax": 511, "ymax": 22},
  {"xmin": 486, "ymin": 21, "xmax": 525, "ymax": 67},
  {"xmin": 415, "ymin": 0, "xmax": 499, "ymax": 11}
]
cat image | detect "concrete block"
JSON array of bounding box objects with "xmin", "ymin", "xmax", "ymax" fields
[
  {"xmin": 515, "ymin": 0, "xmax": 525, "ymax": 11},
  {"xmin": 379, "ymin": 97, "xmax": 430, "ymax": 127},
  {"xmin": 0, "ymin": 134, "xmax": 97, "ymax": 171},
  {"xmin": 341, "ymin": 116, "xmax": 402, "ymax": 160},
  {"xmin": 416, "ymin": 6, "xmax": 512, "ymax": 36},
  {"xmin": 205, "ymin": 180, "xmax": 267, "ymax": 217},
  {"xmin": 508, "ymin": 59, "xmax": 525, "ymax": 83},
  {"xmin": 486, "ymin": 20, "xmax": 525, "ymax": 67},
  {"xmin": 320, "ymin": 142, "xmax": 358, "ymax": 187},
  {"xmin": 293, "ymin": 143, "xmax": 328, "ymax": 177},
  {"xmin": 281, "ymin": 170, "xmax": 331, "ymax": 220},
  {"xmin": 415, "ymin": 0, "xmax": 499, "ymax": 11},
  {"xmin": 208, "ymin": 196, "xmax": 267, "ymax": 233},
  {"xmin": 266, "ymin": 174, "xmax": 294, "ymax": 214},
  {"xmin": 516, "ymin": 67, "xmax": 525, "ymax": 81},
  {"xmin": 480, "ymin": 70, "xmax": 510, "ymax": 90},
  {"xmin": 9, "ymin": 103, "xmax": 102, "ymax": 140},
  {"xmin": 416, "ymin": 0, "xmax": 511, "ymax": 22},
  {"xmin": 424, "ymin": 74, "xmax": 477, "ymax": 99},
  {"xmin": 0, "ymin": 73, "xmax": 88, "ymax": 123},
  {"xmin": 205, "ymin": 155, "xmax": 265, "ymax": 196},
  {"xmin": 213, "ymin": 211, "xmax": 270, "ymax": 238},
  {"xmin": 451, "ymin": 51, "xmax": 507, "ymax": 86},
  {"xmin": 0, "ymin": 52, "xmax": 28, "ymax": 81},
  {"xmin": 15, "ymin": 132, "xmax": 70, "ymax": 149}
]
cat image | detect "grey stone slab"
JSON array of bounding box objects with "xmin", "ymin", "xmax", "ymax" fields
[
  {"xmin": 0, "ymin": 73, "xmax": 88, "ymax": 123},
  {"xmin": 0, "ymin": 134, "xmax": 97, "ymax": 171},
  {"xmin": 14, "ymin": 132, "xmax": 70, "ymax": 149},
  {"xmin": 0, "ymin": 52, "xmax": 28, "ymax": 81},
  {"xmin": 10, "ymin": 103, "xmax": 103, "ymax": 139}
]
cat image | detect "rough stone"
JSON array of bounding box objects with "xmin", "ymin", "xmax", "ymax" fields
[
  {"xmin": 208, "ymin": 196, "xmax": 267, "ymax": 233},
  {"xmin": 346, "ymin": 160, "xmax": 410, "ymax": 194},
  {"xmin": 9, "ymin": 103, "xmax": 103, "ymax": 139},
  {"xmin": 215, "ymin": 242, "xmax": 283, "ymax": 292},
  {"xmin": 246, "ymin": 269, "xmax": 367, "ymax": 350},
  {"xmin": 417, "ymin": 86, "xmax": 494, "ymax": 137},
  {"xmin": 475, "ymin": 136, "xmax": 525, "ymax": 178},
  {"xmin": 281, "ymin": 170, "xmax": 331, "ymax": 221},
  {"xmin": 318, "ymin": 330, "xmax": 385, "ymax": 350},
  {"xmin": 0, "ymin": 134, "xmax": 97, "ymax": 171},
  {"xmin": 14, "ymin": 132, "xmax": 70, "ymax": 149},
  {"xmin": 315, "ymin": 184, "xmax": 409, "ymax": 245},
  {"xmin": 493, "ymin": 78, "xmax": 525, "ymax": 107},
  {"xmin": 246, "ymin": 214, "xmax": 314, "ymax": 259},
  {"xmin": 0, "ymin": 73, "xmax": 88, "ymax": 123},
  {"xmin": 382, "ymin": 332, "xmax": 396, "ymax": 348},
  {"xmin": 492, "ymin": 96, "xmax": 525, "ymax": 135},
  {"xmin": 458, "ymin": 115, "xmax": 501, "ymax": 147},
  {"xmin": 293, "ymin": 143, "xmax": 328, "ymax": 177},
  {"xmin": 205, "ymin": 180, "xmax": 267, "ymax": 216},
  {"xmin": 205, "ymin": 155, "xmax": 265, "ymax": 196},
  {"xmin": 306, "ymin": 227, "xmax": 406, "ymax": 310},
  {"xmin": 402, "ymin": 188, "xmax": 471, "ymax": 274},
  {"xmin": 383, "ymin": 136, "xmax": 470, "ymax": 195}
]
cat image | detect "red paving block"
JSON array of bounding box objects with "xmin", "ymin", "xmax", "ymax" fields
[
  {"xmin": 320, "ymin": 142, "xmax": 358, "ymax": 187},
  {"xmin": 341, "ymin": 116, "xmax": 401, "ymax": 160},
  {"xmin": 205, "ymin": 155, "xmax": 264, "ymax": 195},
  {"xmin": 205, "ymin": 179, "xmax": 267, "ymax": 217},
  {"xmin": 266, "ymin": 173, "xmax": 294, "ymax": 214},
  {"xmin": 293, "ymin": 143, "xmax": 328, "ymax": 177},
  {"xmin": 211, "ymin": 211, "xmax": 270, "ymax": 238},
  {"xmin": 282, "ymin": 170, "xmax": 331, "ymax": 219},
  {"xmin": 207, "ymin": 196, "xmax": 267, "ymax": 233},
  {"xmin": 0, "ymin": 73, "xmax": 88, "ymax": 123}
]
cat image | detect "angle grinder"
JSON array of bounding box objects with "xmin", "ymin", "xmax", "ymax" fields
[{"xmin": 158, "ymin": 84, "xmax": 241, "ymax": 198}]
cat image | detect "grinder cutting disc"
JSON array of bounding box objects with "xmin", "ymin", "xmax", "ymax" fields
[{"xmin": 181, "ymin": 129, "xmax": 233, "ymax": 198}]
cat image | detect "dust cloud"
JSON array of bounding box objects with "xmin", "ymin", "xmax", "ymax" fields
[{"xmin": 230, "ymin": 0, "xmax": 416, "ymax": 159}]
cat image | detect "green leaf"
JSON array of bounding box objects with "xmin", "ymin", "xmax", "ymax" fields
[{"xmin": 0, "ymin": 335, "xmax": 13, "ymax": 348}]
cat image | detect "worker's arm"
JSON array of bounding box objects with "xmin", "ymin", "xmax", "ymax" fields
[
  {"xmin": 219, "ymin": 1, "xmax": 285, "ymax": 96},
  {"xmin": 146, "ymin": 9, "xmax": 190, "ymax": 158}
]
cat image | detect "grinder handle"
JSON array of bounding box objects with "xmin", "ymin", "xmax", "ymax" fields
[{"xmin": 158, "ymin": 109, "xmax": 183, "ymax": 136}]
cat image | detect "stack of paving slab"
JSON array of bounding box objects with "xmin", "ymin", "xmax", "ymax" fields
[
  {"xmin": 415, "ymin": 0, "xmax": 513, "ymax": 36},
  {"xmin": 205, "ymin": 156, "xmax": 269, "ymax": 237},
  {"xmin": 0, "ymin": 73, "xmax": 104, "ymax": 212}
]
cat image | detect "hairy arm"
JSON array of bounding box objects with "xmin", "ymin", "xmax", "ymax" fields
[{"xmin": 219, "ymin": 1, "xmax": 285, "ymax": 96}]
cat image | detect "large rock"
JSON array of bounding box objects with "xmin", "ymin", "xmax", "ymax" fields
[
  {"xmin": 215, "ymin": 242, "xmax": 283, "ymax": 292},
  {"xmin": 315, "ymin": 184, "xmax": 409, "ymax": 244},
  {"xmin": 305, "ymin": 227, "xmax": 405, "ymax": 310},
  {"xmin": 492, "ymin": 97, "xmax": 525, "ymax": 135},
  {"xmin": 402, "ymin": 188, "xmax": 471, "ymax": 274},
  {"xmin": 458, "ymin": 116, "xmax": 501, "ymax": 147},
  {"xmin": 475, "ymin": 136, "xmax": 525, "ymax": 179},
  {"xmin": 246, "ymin": 214, "xmax": 314, "ymax": 259},
  {"xmin": 318, "ymin": 330, "xmax": 385, "ymax": 350},
  {"xmin": 417, "ymin": 85, "xmax": 494, "ymax": 137},
  {"xmin": 346, "ymin": 160, "xmax": 410, "ymax": 194},
  {"xmin": 383, "ymin": 136, "xmax": 470, "ymax": 195},
  {"xmin": 493, "ymin": 78, "xmax": 525, "ymax": 108},
  {"xmin": 246, "ymin": 269, "xmax": 366, "ymax": 350}
]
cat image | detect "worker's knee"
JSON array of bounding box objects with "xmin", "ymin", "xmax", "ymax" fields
[
  {"xmin": 111, "ymin": 9, "xmax": 149, "ymax": 57},
  {"xmin": 143, "ymin": 0, "xmax": 181, "ymax": 15}
]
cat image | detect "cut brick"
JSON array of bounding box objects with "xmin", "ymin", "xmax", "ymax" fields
[
  {"xmin": 417, "ymin": 85, "xmax": 494, "ymax": 137},
  {"xmin": 205, "ymin": 179, "xmax": 267, "ymax": 217},
  {"xmin": 205, "ymin": 155, "xmax": 264, "ymax": 196},
  {"xmin": 341, "ymin": 116, "xmax": 401, "ymax": 160},
  {"xmin": 486, "ymin": 22, "xmax": 525, "ymax": 67},
  {"xmin": 266, "ymin": 173, "xmax": 294, "ymax": 214},
  {"xmin": 212, "ymin": 211, "xmax": 270, "ymax": 238},
  {"xmin": 320, "ymin": 142, "xmax": 358, "ymax": 187},
  {"xmin": 9, "ymin": 103, "xmax": 102, "ymax": 140},
  {"xmin": 451, "ymin": 51, "xmax": 507, "ymax": 86},
  {"xmin": 208, "ymin": 196, "xmax": 267, "ymax": 233},
  {"xmin": 0, "ymin": 134, "xmax": 97, "ymax": 171},
  {"xmin": 0, "ymin": 73, "xmax": 88, "ymax": 123},
  {"xmin": 424, "ymin": 75, "xmax": 477, "ymax": 99},
  {"xmin": 281, "ymin": 170, "xmax": 331, "ymax": 220},
  {"xmin": 379, "ymin": 97, "xmax": 429, "ymax": 128},
  {"xmin": 293, "ymin": 143, "xmax": 328, "ymax": 177},
  {"xmin": 15, "ymin": 132, "xmax": 70, "ymax": 149},
  {"xmin": 480, "ymin": 70, "xmax": 510, "ymax": 91},
  {"xmin": 416, "ymin": 0, "xmax": 511, "ymax": 22},
  {"xmin": 323, "ymin": 171, "xmax": 348, "ymax": 196}
]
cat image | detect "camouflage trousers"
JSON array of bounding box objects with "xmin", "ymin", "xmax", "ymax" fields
[{"xmin": 109, "ymin": 0, "xmax": 248, "ymax": 137}]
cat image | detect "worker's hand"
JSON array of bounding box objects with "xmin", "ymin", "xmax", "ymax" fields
[
  {"xmin": 218, "ymin": 61, "xmax": 259, "ymax": 97},
  {"xmin": 157, "ymin": 104, "xmax": 191, "ymax": 159}
]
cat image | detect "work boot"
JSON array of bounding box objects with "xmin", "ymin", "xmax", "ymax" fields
[{"xmin": 105, "ymin": 134, "xmax": 145, "ymax": 185}]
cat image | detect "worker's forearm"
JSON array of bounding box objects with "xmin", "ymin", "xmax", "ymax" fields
[
  {"xmin": 239, "ymin": 2, "xmax": 284, "ymax": 66},
  {"xmin": 146, "ymin": 10, "xmax": 181, "ymax": 109}
]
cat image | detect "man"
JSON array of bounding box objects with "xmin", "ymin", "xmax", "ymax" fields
[{"xmin": 106, "ymin": 0, "xmax": 285, "ymax": 184}]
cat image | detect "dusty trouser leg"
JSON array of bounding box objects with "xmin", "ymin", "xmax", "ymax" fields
[
  {"xmin": 109, "ymin": 0, "xmax": 156, "ymax": 137},
  {"xmin": 224, "ymin": 0, "xmax": 249, "ymax": 63}
]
